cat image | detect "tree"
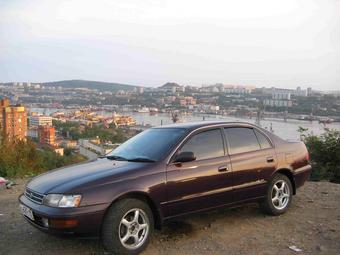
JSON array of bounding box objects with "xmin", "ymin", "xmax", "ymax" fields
[
  {"xmin": 0, "ymin": 135, "xmax": 86, "ymax": 178},
  {"xmin": 298, "ymin": 127, "xmax": 340, "ymax": 183}
]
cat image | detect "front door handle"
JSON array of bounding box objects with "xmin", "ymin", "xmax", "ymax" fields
[
  {"xmin": 218, "ymin": 165, "xmax": 229, "ymax": 172},
  {"xmin": 267, "ymin": 156, "xmax": 274, "ymax": 163}
]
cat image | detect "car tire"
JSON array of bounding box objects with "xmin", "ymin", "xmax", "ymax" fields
[
  {"xmin": 260, "ymin": 173, "xmax": 293, "ymax": 216},
  {"xmin": 101, "ymin": 198, "xmax": 154, "ymax": 255}
]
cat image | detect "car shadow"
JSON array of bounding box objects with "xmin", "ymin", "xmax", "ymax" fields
[
  {"xmin": 38, "ymin": 202, "xmax": 284, "ymax": 255},
  {"xmin": 154, "ymin": 203, "xmax": 262, "ymax": 239}
]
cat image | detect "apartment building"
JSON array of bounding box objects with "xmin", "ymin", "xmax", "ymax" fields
[
  {"xmin": 0, "ymin": 98, "xmax": 27, "ymax": 141},
  {"xmin": 38, "ymin": 125, "xmax": 56, "ymax": 146}
]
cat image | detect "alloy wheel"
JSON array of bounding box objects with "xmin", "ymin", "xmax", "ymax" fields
[
  {"xmin": 118, "ymin": 208, "xmax": 149, "ymax": 250},
  {"xmin": 271, "ymin": 180, "xmax": 290, "ymax": 210}
]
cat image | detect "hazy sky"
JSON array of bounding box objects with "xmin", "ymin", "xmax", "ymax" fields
[{"xmin": 1, "ymin": 0, "xmax": 339, "ymax": 90}]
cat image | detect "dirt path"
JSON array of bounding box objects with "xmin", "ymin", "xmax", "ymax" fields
[{"xmin": 0, "ymin": 180, "xmax": 339, "ymax": 255}]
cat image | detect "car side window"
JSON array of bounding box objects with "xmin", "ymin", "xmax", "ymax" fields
[
  {"xmin": 178, "ymin": 129, "xmax": 224, "ymax": 161},
  {"xmin": 224, "ymin": 127, "xmax": 260, "ymax": 155},
  {"xmin": 254, "ymin": 129, "xmax": 272, "ymax": 149}
]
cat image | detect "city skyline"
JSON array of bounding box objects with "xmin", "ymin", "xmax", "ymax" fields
[
  {"xmin": 0, "ymin": 79, "xmax": 329, "ymax": 92},
  {"xmin": 1, "ymin": 0, "xmax": 339, "ymax": 90}
]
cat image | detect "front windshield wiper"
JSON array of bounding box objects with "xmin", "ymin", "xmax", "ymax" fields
[
  {"xmin": 104, "ymin": 155, "xmax": 155, "ymax": 163},
  {"xmin": 127, "ymin": 157, "xmax": 156, "ymax": 163},
  {"xmin": 105, "ymin": 155, "xmax": 129, "ymax": 161}
]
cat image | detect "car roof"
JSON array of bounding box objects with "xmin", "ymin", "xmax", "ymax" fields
[{"xmin": 154, "ymin": 121, "xmax": 258, "ymax": 131}]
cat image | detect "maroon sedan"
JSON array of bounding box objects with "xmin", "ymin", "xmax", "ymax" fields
[{"xmin": 19, "ymin": 121, "xmax": 311, "ymax": 255}]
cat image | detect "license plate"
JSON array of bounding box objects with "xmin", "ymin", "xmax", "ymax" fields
[{"xmin": 20, "ymin": 204, "xmax": 34, "ymax": 221}]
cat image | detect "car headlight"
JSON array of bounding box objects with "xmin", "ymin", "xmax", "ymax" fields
[{"xmin": 43, "ymin": 194, "xmax": 82, "ymax": 208}]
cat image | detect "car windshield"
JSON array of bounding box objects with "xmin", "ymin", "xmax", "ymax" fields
[{"xmin": 107, "ymin": 128, "xmax": 187, "ymax": 162}]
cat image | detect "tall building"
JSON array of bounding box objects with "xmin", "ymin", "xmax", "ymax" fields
[
  {"xmin": 0, "ymin": 98, "xmax": 10, "ymax": 130},
  {"xmin": 0, "ymin": 98, "xmax": 27, "ymax": 141},
  {"xmin": 307, "ymin": 87, "xmax": 312, "ymax": 96},
  {"xmin": 38, "ymin": 125, "xmax": 55, "ymax": 146},
  {"xmin": 0, "ymin": 98, "xmax": 10, "ymax": 107}
]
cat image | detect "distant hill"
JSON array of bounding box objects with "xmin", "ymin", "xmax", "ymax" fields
[
  {"xmin": 41, "ymin": 80, "xmax": 139, "ymax": 92},
  {"xmin": 160, "ymin": 82, "xmax": 181, "ymax": 88}
]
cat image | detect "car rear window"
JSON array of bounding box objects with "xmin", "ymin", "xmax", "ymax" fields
[
  {"xmin": 254, "ymin": 129, "xmax": 272, "ymax": 149},
  {"xmin": 224, "ymin": 127, "xmax": 260, "ymax": 154}
]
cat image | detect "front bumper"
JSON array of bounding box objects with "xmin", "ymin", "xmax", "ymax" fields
[{"xmin": 19, "ymin": 194, "xmax": 109, "ymax": 236}]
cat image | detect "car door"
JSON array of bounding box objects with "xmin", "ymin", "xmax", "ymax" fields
[
  {"xmin": 224, "ymin": 127, "xmax": 277, "ymax": 202},
  {"xmin": 165, "ymin": 128, "xmax": 233, "ymax": 217}
]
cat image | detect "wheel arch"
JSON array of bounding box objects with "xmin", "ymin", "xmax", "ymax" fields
[
  {"xmin": 103, "ymin": 191, "xmax": 163, "ymax": 230},
  {"xmin": 273, "ymin": 168, "xmax": 296, "ymax": 195}
]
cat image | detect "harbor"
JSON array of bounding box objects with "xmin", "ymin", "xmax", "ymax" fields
[{"xmin": 30, "ymin": 107, "xmax": 340, "ymax": 141}]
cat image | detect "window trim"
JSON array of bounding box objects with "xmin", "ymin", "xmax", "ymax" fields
[
  {"xmin": 169, "ymin": 127, "xmax": 226, "ymax": 164},
  {"xmin": 252, "ymin": 127, "xmax": 274, "ymax": 148},
  {"xmin": 253, "ymin": 128, "xmax": 273, "ymax": 150},
  {"xmin": 166, "ymin": 123, "xmax": 275, "ymax": 164}
]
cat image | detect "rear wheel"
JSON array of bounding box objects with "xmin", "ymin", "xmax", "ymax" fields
[
  {"xmin": 101, "ymin": 198, "xmax": 154, "ymax": 255},
  {"xmin": 261, "ymin": 174, "xmax": 293, "ymax": 215}
]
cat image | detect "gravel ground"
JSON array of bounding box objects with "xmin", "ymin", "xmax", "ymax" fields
[{"xmin": 0, "ymin": 180, "xmax": 339, "ymax": 255}]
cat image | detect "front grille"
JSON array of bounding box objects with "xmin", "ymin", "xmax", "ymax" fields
[{"xmin": 25, "ymin": 188, "xmax": 44, "ymax": 204}]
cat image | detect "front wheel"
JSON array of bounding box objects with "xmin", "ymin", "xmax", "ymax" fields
[
  {"xmin": 260, "ymin": 174, "xmax": 293, "ymax": 215},
  {"xmin": 101, "ymin": 198, "xmax": 154, "ymax": 255}
]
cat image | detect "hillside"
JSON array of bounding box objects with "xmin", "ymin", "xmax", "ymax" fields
[
  {"xmin": 160, "ymin": 82, "xmax": 181, "ymax": 88},
  {"xmin": 42, "ymin": 79, "xmax": 139, "ymax": 92}
]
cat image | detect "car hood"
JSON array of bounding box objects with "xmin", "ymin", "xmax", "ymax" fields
[{"xmin": 26, "ymin": 158, "xmax": 147, "ymax": 194}]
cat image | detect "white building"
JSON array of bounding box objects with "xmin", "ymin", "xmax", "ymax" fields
[
  {"xmin": 176, "ymin": 86, "xmax": 185, "ymax": 93},
  {"xmin": 294, "ymin": 86, "xmax": 308, "ymax": 96},
  {"xmin": 137, "ymin": 87, "xmax": 144, "ymax": 94},
  {"xmin": 225, "ymin": 87, "xmax": 252, "ymax": 94},
  {"xmin": 272, "ymin": 92, "xmax": 291, "ymax": 100},
  {"xmin": 263, "ymin": 99, "xmax": 292, "ymax": 107},
  {"xmin": 29, "ymin": 116, "xmax": 53, "ymax": 128}
]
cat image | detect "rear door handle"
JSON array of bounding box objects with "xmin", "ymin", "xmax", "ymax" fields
[
  {"xmin": 218, "ymin": 165, "xmax": 229, "ymax": 172},
  {"xmin": 266, "ymin": 156, "xmax": 274, "ymax": 163}
]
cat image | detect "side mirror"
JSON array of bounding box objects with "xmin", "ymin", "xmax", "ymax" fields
[{"xmin": 174, "ymin": 151, "xmax": 196, "ymax": 163}]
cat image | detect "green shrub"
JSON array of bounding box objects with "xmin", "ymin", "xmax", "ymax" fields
[
  {"xmin": 0, "ymin": 137, "xmax": 86, "ymax": 178},
  {"xmin": 298, "ymin": 127, "xmax": 340, "ymax": 183}
]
